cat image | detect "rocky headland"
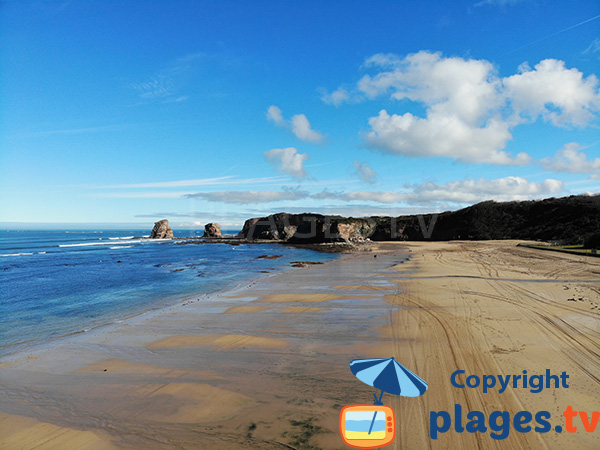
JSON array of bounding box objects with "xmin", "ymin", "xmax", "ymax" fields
[
  {"xmin": 150, "ymin": 194, "xmax": 600, "ymax": 247},
  {"xmin": 237, "ymin": 194, "xmax": 600, "ymax": 245}
]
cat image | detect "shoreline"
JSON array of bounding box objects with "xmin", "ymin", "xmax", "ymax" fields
[
  {"xmin": 1, "ymin": 241, "xmax": 599, "ymax": 449},
  {"xmin": 0, "ymin": 245, "xmax": 405, "ymax": 449},
  {"xmin": 0, "ymin": 241, "xmax": 340, "ymax": 360}
]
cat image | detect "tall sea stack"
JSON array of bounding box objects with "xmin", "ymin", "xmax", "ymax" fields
[{"xmin": 149, "ymin": 219, "xmax": 174, "ymax": 239}]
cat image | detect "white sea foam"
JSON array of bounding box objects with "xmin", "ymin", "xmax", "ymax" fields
[
  {"xmin": 58, "ymin": 238, "xmax": 168, "ymax": 248},
  {"xmin": 110, "ymin": 245, "xmax": 133, "ymax": 249},
  {"xmin": 59, "ymin": 241, "xmax": 130, "ymax": 247},
  {"xmin": 1, "ymin": 252, "xmax": 34, "ymax": 257},
  {"xmin": 109, "ymin": 236, "xmax": 134, "ymax": 240}
]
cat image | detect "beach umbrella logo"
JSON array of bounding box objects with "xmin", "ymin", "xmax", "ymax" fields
[{"xmin": 339, "ymin": 357, "xmax": 428, "ymax": 448}]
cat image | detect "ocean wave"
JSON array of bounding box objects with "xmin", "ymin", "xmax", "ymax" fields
[
  {"xmin": 59, "ymin": 241, "xmax": 131, "ymax": 247},
  {"xmin": 0, "ymin": 252, "xmax": 34, "ymax": 257},
  {"xmin": 58, "ymin": 238, "xmax": 169, "ymax": 248},
  {"xmin": 110, "ymin": 245, "xmax": 133, "ymax": 249},
  {"xmin": 109, "ymin": 236, "xmax": 134, "ymax": 240}
]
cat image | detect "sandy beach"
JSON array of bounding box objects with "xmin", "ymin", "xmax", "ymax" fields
[{"xmin": 1, "ymin": 241, "xmax": 599, "ymax": 449}]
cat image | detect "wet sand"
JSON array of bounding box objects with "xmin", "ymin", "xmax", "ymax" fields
[{"xmin": 1, "ymin": 241, "xmax": 599, "ymax": 449}]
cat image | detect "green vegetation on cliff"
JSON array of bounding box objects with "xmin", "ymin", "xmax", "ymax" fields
[{"xmin": 238, "ymin": 194, "xmax": 600, "ymax": 245}]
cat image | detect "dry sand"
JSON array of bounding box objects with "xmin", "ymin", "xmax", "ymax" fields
[{"xmin": 0, "ymin": 241, "xmax": 598, "ymax": 449}]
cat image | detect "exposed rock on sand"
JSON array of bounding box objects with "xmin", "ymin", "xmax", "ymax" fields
[
  {"xmin": 149, "ymin": 219, "xmax": 174, "ymax": 239},
  {"xmin": 203, "ymin": 222, "xmax": 222, "ymax": 238}
]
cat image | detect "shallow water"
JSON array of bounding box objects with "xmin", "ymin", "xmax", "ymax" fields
[{"xmin": 0, "ymin": 229, "xmax": 337, "ymax": 357}]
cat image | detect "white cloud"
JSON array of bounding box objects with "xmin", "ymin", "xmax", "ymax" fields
[
  {"xmin": 362, "ymin": 53, "xmax": 403, "ymax": 68},
  {"xmin": 105, "ymin": 176, "xmax": 235, "ymax": 188},
  {"xmin": 260, "ymin": 205, "xmax": 439, "ymax": 217},
  {"xmin": 185, "ymin": 190, "xmax": 309, "ymax": 204},
  {"xmin": 290, "ymin": 114, "xmax": 324, "ymax": 143},
  {"xmin": 320, "ymin": 88, "xmax": 351, "ymax": 106},
  {"xmin": 359, "ymin": 51, "xmax": 504, "ymax": 124},
  {"xmin": 324, "ymin": 51, "xmax": 600, "ymax": 165},
  {"xmin": 266, "ymin": 105, "xmax": 285, "ymax": 126},
  {"xmin": 94, "ymin": 176, "xmax": 289, "ymax": 189},
  {"xmin": 409, "ymin": 177, "xmax": 563, "ymax": 204},
  {"xmin": 366, "ymin": 110, "xmax": 528, "ymax": 165},
  {"xmin": 353, "ymin": 160, "xmax": 377, "ymax": 184},
  {"xmin": 504, "ymin": 59, "xmax": 600, "ymax": 126},
  {"xmin": 88, "ymin": 191, "xmax": 194, "ymax": 199},
  {"xmin": 591, "ymin": 174, "xmax": 600, "ymax": 180},
  {"xmin": 264, "ymin": 147, "xmax": 310, "ymax": 178},
  {"xmin": 541, "ymin": 143, "xmax": 600, "ymax": 173},
  {"xmin": 474, "ymin": 0, "xmax": 527, "ymax": 6},
  {"xmin": 265, "ymin": 106, "xmax": 324, "ymax": 142},
  {"xmin": 311, "ymin": 176, "xmax": 563, "ymax": 205},
  {"xmin": 357, "ymin": 51, "xmax": 526, "ymax": 164},
  {"xmin": 584, "ymin": 38, "xmax": 600, "ymax": 58},
  {"xmin": 131, "ymin": 52, "xmax": 204, "ymax": 102},
  {"xmin": 313, "ymin": 189, "xmax": 407, "ymax": 203}
]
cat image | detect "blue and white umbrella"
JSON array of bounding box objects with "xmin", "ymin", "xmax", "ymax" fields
[
  {"xmin": 350, "ymin": 357, "xmax": 428, "ymax": 436},
  {"xmin": 350, "ymin": 356, "xmax": 428, "ymax": 400}
]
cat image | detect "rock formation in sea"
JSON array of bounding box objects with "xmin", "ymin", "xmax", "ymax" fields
[
  {"xmin": 203, "ymin": 223, "xmax": 222, "ymax": 238},
  {"xmin": 149, "ymin": 219, "xmax": 174, "ymax": 239}
]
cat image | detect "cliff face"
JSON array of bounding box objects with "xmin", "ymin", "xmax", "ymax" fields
[
  {"xmin": 149, "ymin": 219, "xmax": 174, "ymax": 239},
  {"xmin": 237, "ymin": 194, "xmax": 600, "ymax": 245},
  {"xmin": 237, "ymin": 213, "xmax": 404, "ymax": 243}
]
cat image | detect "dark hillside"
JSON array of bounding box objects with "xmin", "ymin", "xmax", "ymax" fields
[{"xmin": 238, "ymin": 194, "xmax": 600, "ymax": 245}]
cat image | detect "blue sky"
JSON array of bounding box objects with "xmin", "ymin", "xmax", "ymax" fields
[{"xmin": 1, "ymin": 0, "xmax": 599, "ymax": 229}]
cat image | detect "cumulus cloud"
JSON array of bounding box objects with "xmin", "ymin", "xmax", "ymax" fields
[
  {"xmin": 266, "ymin": 105, "xmax": 285, "ymax": 126},
  {"xmin": 311, "ymin": 176, "xmax": 563, "ymax": 205},
  {"xmin": 264, "ymin": 147, "xmax": 310, "ymax": 178},
  {"xmin": 266, "ymin": 105, "xmax": 324, "ymax": 142},
  {"xmin": 357, "ymin": 51, "xmax": 524, "ymax": 164},
  {"xmin": 185, "ymin": 189, "xmax": 309, "ymax": 204},
  {"xmin": 504, "ymin": 59, "xmax": 600, "ymax": 126},
  {"xmin": 320, "ymin": 88, "xmax": 351, "ymax": 106},
  {"xmin": 353, "ymin": 160, "xmax": 377, "ymax": 184},
  {"xmin": 290, "ymin": 114, "xmax": 324, "ymax": 143},
  {"xmin": 324, "ymin": 51, "xmax": 600, "ymax": 165},
  {"xmin": 366, "ymin": 110, "xmax": 528, "ymax": 165},
  {"xmin": 541, "ymin": 143, "xmax": 600, "ymax": 173},
  {"xmin": 358, "ymin": 51, "xmax": 504, "ymax": 123}
]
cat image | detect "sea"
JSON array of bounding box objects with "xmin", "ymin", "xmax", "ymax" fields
[{"xmin": 0, "ymin": 229, "xmax": 337, "ymax": 358}]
